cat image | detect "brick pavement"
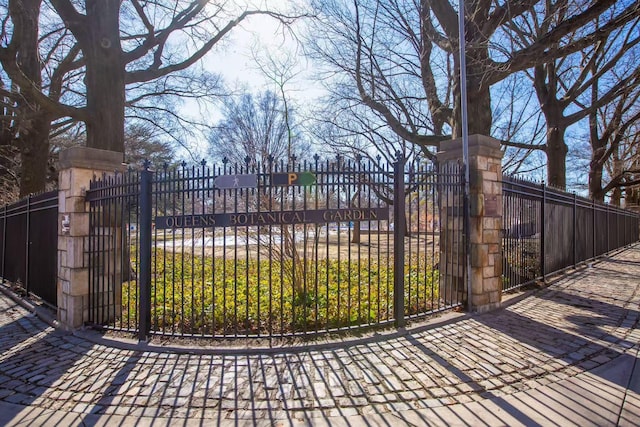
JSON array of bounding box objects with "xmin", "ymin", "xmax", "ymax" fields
[{"xmin": 0, "ymin": 245, "xmax": 639, "ymax": 425}]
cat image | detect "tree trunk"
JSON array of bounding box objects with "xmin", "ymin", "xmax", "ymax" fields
[
  {"xmin": 545, "ymin": 124, "xmax": 568, "ymax": 189},
  {"xmin": 451, "ymin": 8, "xmax": 492, "ymax": 138},
  {"xmin": 534, "ymin": 62, "xmax": 569, "ymax": 190},
  {"xmin": 588, "ymin": 93, "xmax": 606, "ymax": 202},
  {"xmin": 9, "ymin": 0, "xmax": 52, "ymax": 196},
  {"xmin": 611, "ymin": 187, "xmax": 622, "ymax": 206},
  {"xmin": 351, "ymin": 222, "xmax": 361, "ymax": 243},
  {"xmin": 626, "ymin": 186, "xmax": 640, "ymax": 208},
  {"xmin": 0, "ymin": 146, "xmax": 19, "ymax": 203},
  {"xmin": 588, "ymin": 162, "xmax": 605, "ymax": 202},
  {"xmin": 588, "ymin": 136, "xmax": 607, "ymax": 202},
  {"xmin": 628, "ymin": 157, "xmax": 640, "ymax": 208},
  {"xmin": 19, "ymin": 117, "xmax": 51, "ymax": 196},
  {"xmin": 454, "ymin": 72, "xmax": 492, "ymax": 137},
  {"xmin": 350, "ymin": 190, "xmax": 361, "ymax": 244},
  {"xmin": 465, "ymin": 84, "xmax": 492, "ymax": 137},
  {"xmin": 83, "ymin": 0, "xmax": 125, "ymax": 153},
  {"xmin": 610, "ymin": 157, "xmax": 624, "ymax": 206}
]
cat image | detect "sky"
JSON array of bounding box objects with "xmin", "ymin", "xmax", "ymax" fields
[
  {"xmin": 209, "ymin": 14, "xmax": 311, "ymax": 90},
  {"xmin": 182, "ymin": 4, "xmax": 324, "ymax": 158}
]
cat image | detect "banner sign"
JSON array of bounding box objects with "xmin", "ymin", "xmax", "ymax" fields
[
  {"xmin": 271, "ymin": 172, "xmax": 316, "ymax": 186},
  {"xmin": 155, "ymin": 207, "xmax": 389, "ymax": 229},
  {"xmin": 214, "ymin": 174, "xmax": 257, "ymax": 189}
]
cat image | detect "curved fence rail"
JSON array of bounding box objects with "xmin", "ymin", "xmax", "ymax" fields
[
  {"xmin": 86, "ymin": 158, "xmax": 464, "ymax": 339},
  {"xmin": 502, "ymin": 176, "xmax": 640, "ymax": 291}
]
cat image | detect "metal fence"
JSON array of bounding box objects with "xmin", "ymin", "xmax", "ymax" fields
[
  {"xmin": 0, "ymin": 191, "xmax": 58, "ymax": 307},
  {"xmin": 502, "ymin": 176, "xmax": 640, "ymax": 291},
  {"xmin": 86, "ymin": 157, "xmax": 464, "ymax": 339}
]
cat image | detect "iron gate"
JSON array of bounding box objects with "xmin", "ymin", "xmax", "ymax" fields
[{"xmin": 86, "ymin": 156, "xmax": 464, "ymax": 338}]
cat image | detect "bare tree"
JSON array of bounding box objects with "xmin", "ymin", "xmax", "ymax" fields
[
  {"xmin": 589, "ymin": 85, "xmax": 640, "ymax": 204},
  {"xmin": 3, "ymin": 1, "xmax": 302, "ymax": 151},
  {"xmin": 309, "ymin": 0, "xmax": 640, "ymax": 182},
  {"xmin": 308, "ymin": 0, "xmax": 450, "ymax": 159},
  {"xmin": 624, "ymin": 147, "xmax": 640, "ymax": 208},
  {"xmin": 208, "ymin": 89, "xmax": 308, "ymax": 165},
  {"xmin": 1, "ymin": 0, "xmax": 81, "ymax": 195},
  {"xmin": 1, "ymin": 1, "xmax": 303, "ymax": 194},
  {"xmin": 508, "ymin": 3, "xmax": 640, "ymax": 188},
  {"xmin": 491, "ymin": 73, "xmax": 547, "ymax": 176},
  {"xmin": 252, "ymin": 49, "xmax": 303, "ymax": 159}
]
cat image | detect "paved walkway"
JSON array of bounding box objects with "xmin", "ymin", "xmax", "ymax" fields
[{"xmin": 1, "ymin": 245, "xmax": 640, "ymax": 426}]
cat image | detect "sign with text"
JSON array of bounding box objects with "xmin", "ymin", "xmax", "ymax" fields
[
  {"xmin": 271, "ymin": 172, "xmax": 316, "ymax": 186},
  {"xmin": 214, "ymin": 174, "xmax": 257, "ymax": 189},
  {"xmin": 155, "ymin": 207, "xmax": 389, "ymax": 229}
]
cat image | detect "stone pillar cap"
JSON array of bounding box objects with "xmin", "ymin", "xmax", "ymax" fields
[
  {"xmin": 437, "ymin": 134, "xmax": 503, "ymax": 161},
  {"xmin": 59, "ymin": 146, "xmax": 127, "ymax": 172}
]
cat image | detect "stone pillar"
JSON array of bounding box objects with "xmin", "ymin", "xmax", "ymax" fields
[
  {"xmin": 57, "ymin": 147, "xmax": 125, "ymax": 330},
  {"xmin": 438, "ymin": 135, "xmax": 503, "ymax": 313}
]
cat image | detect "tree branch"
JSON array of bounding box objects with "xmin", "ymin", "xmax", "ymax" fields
[
  {"xmin": 429, "ymin": 0, "xmax": 458, "ymax": 42},
  {"xmin": 486, "ymin": 0, "xmax": 636, "ymax": 87},
  {"xmin": 486, "ymin": 0, "xmax": 538, "ymax": 34},
  {"xmin": 49, "ymin": 0, "xmax": 86, "ymax": 36},
  {"xmin": 565, "ymin": 70, "xmax": 640, "ymax": 124},
  {"xmin": 0, "ymin": 48, "xmax": 87, "ymax": 121},
  {"xmin": 125, "ymin": 10, "xmax": 304, "ymax": 84},
  {"xmin": 500, "ymin": 139, "xmax": 546, "ymax": 151},
  {"xmin": 352, "ymin": 0, "xmax": 446, "ymax": 151},
  {"xmin": 563, "ymin": 34, "xmax": 640, "ymax": 108}
]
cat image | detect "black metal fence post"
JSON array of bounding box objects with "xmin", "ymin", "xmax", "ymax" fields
[
  {"xmin": 616, "ymin": 206, "xmax": 620, "ymax": 249},
  {"xmin": 25, "ymin": 194, "xmax": 31, "ymax": 294},
  {"xmin": 461, "ymin": 161, "xmax": 472, "ymax": 311},
  {"xmin": 393, "ymin": 153, "xmax": 406, "ymax": 327},
  {"xmin": 573, "ymin": 192, "xmax": 577, "ymax": 268},
  {"xmin": 139, "ymin": 163, "xmax": 153, "ymax": 341},
  {"xmin": 592, "ymin": 199, "xmax": 596, "ymax": 259},
  {"xmin": 541, "ymin": 181, "xmax": 546, "ymax": 281},
  {"xmin": 606, "ymin": 205, "xmax": 611, "ymax": 252},
  {"xmin": 1, "ymin": 204, "xmax": 5, "ymax": 284},
  {"xmin": 624, "ymin": 210, "xmax": 628, "ymax": 246}
]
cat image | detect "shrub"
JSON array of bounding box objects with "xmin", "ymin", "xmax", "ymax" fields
[{"xmin": 120, "ymin": 248, "xmax": 441, "ymax": 335}]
